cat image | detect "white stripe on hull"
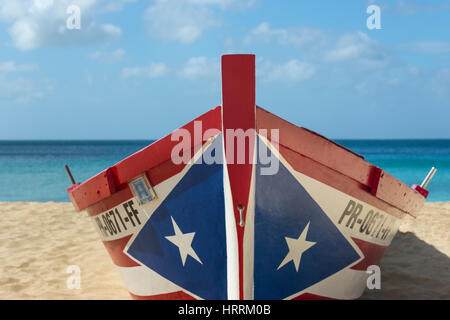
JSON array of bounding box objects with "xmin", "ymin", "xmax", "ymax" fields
[
  {"xmin": 116, "ymin": 265, "xmax": 202, "ymax": 299},
  {"xmin": 243, "ymin": 142, "xmax": 256, "ymax": 300},
  {"xmin": 222, "ymin": 135, "xmax": 240, "ymax": 300},
  {"xmin": 286, "ymin": 268, "xmax": 369, "ymax": 300}
]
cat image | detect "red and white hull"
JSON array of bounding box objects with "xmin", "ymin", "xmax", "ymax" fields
[{"xmin": 67, "ymin": 55, "xmax": 427, "ymax": 300}]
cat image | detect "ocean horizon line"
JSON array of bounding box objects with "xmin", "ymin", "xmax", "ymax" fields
[
  {"xmin": 1, "ymin": 138, "xmax": 450, "ymax": 142},
  {"xmin": 0, "ymin": 199, "xmax": 448, "ymax": 204},
  {"xmin": 1, "ymin": 138, "xmax": 448, "ymax": 202}
]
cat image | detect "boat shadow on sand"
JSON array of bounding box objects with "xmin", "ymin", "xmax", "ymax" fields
[{"xmin": 361, "ymin": 230, "xmax": 450, "ymax": 299}]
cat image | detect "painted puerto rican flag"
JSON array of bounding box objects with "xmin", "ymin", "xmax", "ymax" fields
[
  {"xmin": 87, "ymin": 129, "xmax": 400, "ymax": 300},
  {"xmin": 125, "ymin": 137, "xmax": 228, "ymax": 300},
  {"xmin": 74, "ymin": 55, "xmax": 413, "ymax": 300}
]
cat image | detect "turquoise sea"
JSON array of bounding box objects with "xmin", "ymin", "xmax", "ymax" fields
[{"xmin": 0, "ymin": 140, "xmax": 449, "ymax": 202}]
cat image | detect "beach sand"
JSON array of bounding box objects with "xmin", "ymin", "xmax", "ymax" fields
[{"xmin": 0, "ymin": 201, "xmax": 448, "ymax": 300}]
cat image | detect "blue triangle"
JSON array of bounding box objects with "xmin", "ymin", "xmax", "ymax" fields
[
  {"xmin": 126, "ymin": 159, "xmax": 227, "ymax": 300},
  {"xmin": 254, "ymin": 137, "xmax": 361, "ymax": 299}
]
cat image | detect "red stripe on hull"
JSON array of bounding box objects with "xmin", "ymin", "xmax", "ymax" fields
[
  {"xmin": 113, "ymin": 107, "xmax": 221, "ymax": 186},
  {"xmin": 86, "ymin": 145, "xmax": 207, "ymax": 217},
  {"xmin": 222, "ymin": 55, "xmax": 256, "ymax": 300},
  {"xmin": 102, "ymin": 235, "xmax": 140, "ymax": 267},
  {"xmin": 277, "ymin": 144, "xmax": 405, "ymax": 219},
  {"xmin": 146, "ymin": 157, "xmax": 185, "ymax": 187},
  {"xmin": 129, "ymin": 291, "xmax": 196, "ymax": 300},
  {"xmin": 256, "ymin": 106, "xmax": 425, "ymax": 217},
  {"xmin": 374, "ymin": 170, "xmax": 424, "ymax": 216},
  {"xmin": 256, "ymin": 107, "xmax": 373, "ymax": 185},
  {"xmin": 350, "ymin": 237, "xmax": 388, "ymax": 271},
  {"xmin": 291, "ymin": 293, "xmax": 337, "ymax": 300},
  {"xmin": 67, "ymin": 168, "xmax": 116, "ymax": 212},
  {"xmin": 69, "ymin": 107, "xmax": 222, "ymax": 211},
  {"xmin": 87, "ymin": 187, "xmax": 133, "ymax": 217}
]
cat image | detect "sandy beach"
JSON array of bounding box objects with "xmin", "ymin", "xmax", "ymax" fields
[{"xmin": 0, "ymin": 201, "xmax": 448, "ymax": 300}]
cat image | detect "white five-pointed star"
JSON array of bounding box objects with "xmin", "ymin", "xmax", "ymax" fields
[
  {"xmin": 165, "ymin": 216, "xmax": 202, "ymax": 266},
  {"xmin": 277, "ymin": 222, "xmax": 316, "ymax": 272}
]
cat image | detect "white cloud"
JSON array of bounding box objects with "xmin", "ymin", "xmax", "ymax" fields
[
  {"xmin": 89, "ymin": 48, "xmax": 126, "ymax": 61},
  {"xmin": 377, "ymin": 0, "xmax": 450, "ymax": 16},
  {"xmin": 408, "ymin": 41, "xmax": 450, "ymax": 54},
  {"xmin": 145, "ymin": 0, "xmax": 217, "ymax": 44},
  {"xmin": 145, "ymin": 0, "xmax": 256, "ymax": 44},
  {"xmin": 187, "ymin": 0, "xmax": 256, "ymax": 10},
  {"xmin": 244, "ymin": 24, "xmax": 390, "ymax": 71},
  {"xmin": 0, "ymin": 76, "xmax": 39, "ymax": 104},
  {"xmin": 324, "ymin": 32, "xmax": 390, "ymax": 70},
  {"xmin": 430, "ymin": 68, "xmax": 450, "ymax": 97},
  {"xmin": 86, "ymin": 72, "xmax": 94, "ymax": 86},
  {"xmin": 258, "ymin": 59, "xmax": 315, "ymax": 83},
  {"xmin": 245, "ymin": 22, "xmax": 390, "ymax": 72},
  {"xmin": 121, "ymin": 63, "xmax": 169, "ymax": 79},
  {"xmin": 99, "ymin": 24, "xmax": 122, "ymax": 37},
  {"xmin": 0, "ymin": 75, "xmax": 53, "ymax": 105},
  {"xmin": 245, "ymin": 22, "xmax": 328, "ymax": 50},
  {"xmin": 121, "ymin": 56, "xmax": 219, "ymax": 81},
  {"xmin": 326, "ymin": 32, "xmax": 374, "ymax": 60},
  {"xmin": 177, "ymin": 56, "xmax": 219, "ymax": 80},
  {"xmin": 0, "ymin": 59, "xmax": 52, "ymax": 104},
  {"xmin": 100, "ymin": 0, "xmax": 136, "ymax": 12},
  {"xmin": 0, "ymin": 61, "xmax": 38, "ymax": 73},
  {"xmin": 0, "ymin": 0, "xmax": 125, "ymax": 51}
]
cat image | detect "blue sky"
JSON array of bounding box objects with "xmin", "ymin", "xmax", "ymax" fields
[{"xmin": 0, "ymin": 0, "xmax": 449, "ymax": 140}]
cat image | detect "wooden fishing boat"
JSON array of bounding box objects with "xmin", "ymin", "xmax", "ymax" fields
[{"xmin": 66, "ymin": 54, "xmax": 433, "ymax": 300}]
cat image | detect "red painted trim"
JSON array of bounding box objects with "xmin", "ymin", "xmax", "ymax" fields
[
  {"xmin": 370, "ymin": 167, "xmax": 382, "ymax": 196},
  {"xmin": 146, "ymin": 158, "xmax": 186, "ymax": 187},
  {"xmin": 412, "ymin": 184, "xmax": 429, "ymax": 199},
  {"xmin": 87, "ymin": 187, "xmax": 133, "ymax": 217},
  {"xmin": 256, "ymin": 107, "xmax": 373, "ymax": 186},
  {"xmin": 221, "ymin": 54, "xmax": 256, "ymax": 300},
  {"xmin": 86, "ymin": 146, "xmax": 204, "ymax": 217},
  {"xmin": 374, "ymin": 170, "xmax": 424, "ymax": 214},
  {"xmin": 68, "ymin": 107, "xmax": 222, "ymax": 211},
  {"xmin": 129, "ymin": 291, "xmax": 196, "ymax": 300},
  {"xmin": 277, "ymin": 144, "xmax": 405, "ymax": 218},
  {"xmin": 113, "ymin": 107, "xmax": 221, "ymax": 186},
  {"xmin": 256, "ymin": 106, "xmax": 425, "ymax": 216},
  {"xmin": 102, "ymin": 235, "xmax": 140, "ymax": 267},
  {"xmin": 67, "ymin": 183, "xmax": 81, "ymax": 211},
  {"xmin": 350, "ymin": 237, "xmax": 388, "ymax": 271},
  {"xmin": 291, "ymin": 293, "xmax": 337, "ymax": 300},
  {"xmin": 69, "ymin": 168, "xmax": 116, "ymax": 212}
]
